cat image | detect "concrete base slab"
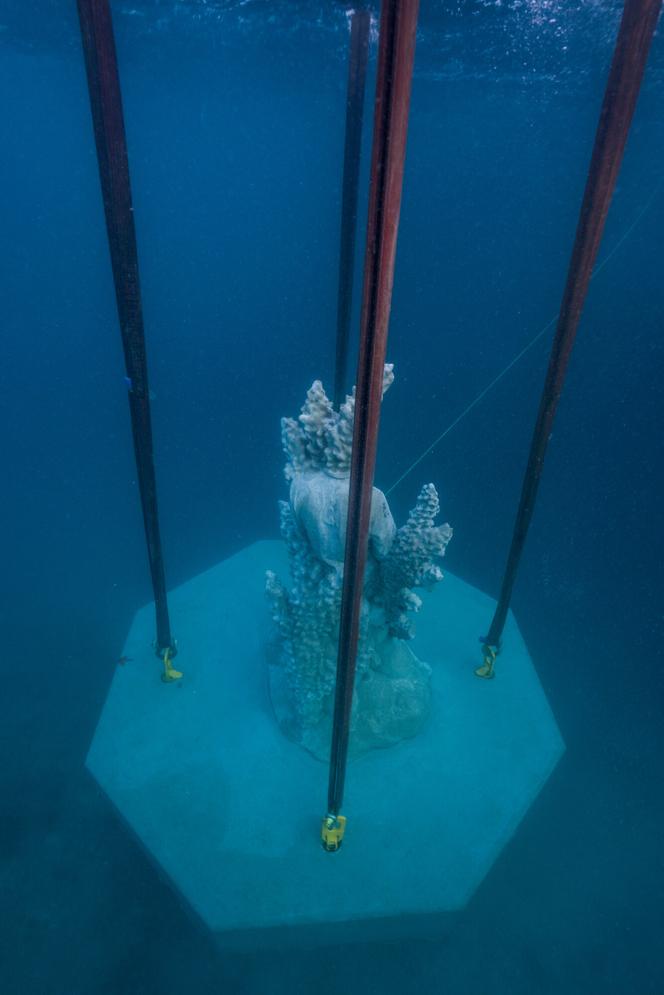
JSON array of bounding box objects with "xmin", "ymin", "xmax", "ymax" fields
[{"xmin": 87, "ymin": 540, "xmax": 564, "ymax": 947}]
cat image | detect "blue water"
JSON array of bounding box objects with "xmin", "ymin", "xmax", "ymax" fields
[{"xmin": 1, "ymin": 1, "xmax": 663, "ymax": 991}]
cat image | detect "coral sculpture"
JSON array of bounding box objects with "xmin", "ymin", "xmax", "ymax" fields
[{"xmin": 266, "ymin": 365, "xmax": 452, "ymax": 759}]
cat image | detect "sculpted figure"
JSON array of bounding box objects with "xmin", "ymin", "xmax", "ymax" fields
[{"xmin": 266, "ymin": 365, "xmax": 452, "ymax": 759}]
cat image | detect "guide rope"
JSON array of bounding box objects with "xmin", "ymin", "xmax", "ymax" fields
[
  {"xmin": 323, "ymin": 0, "xmax": 420, "ymax": 851},
  {"xmin": 77, "ymin": 0, "xmax": 178, "ymax": 670},
  {"xmin": 478, "ymin": 0, "xmax": 662, "ymax": 676},
  {"xmin": 386, "ymin": 176, "xmax": 662, "ymax": 500}
]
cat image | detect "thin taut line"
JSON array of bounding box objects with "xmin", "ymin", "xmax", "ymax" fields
[{"xmin": 386, "ymin": 180, "xmax": 661, "ymax": 497}]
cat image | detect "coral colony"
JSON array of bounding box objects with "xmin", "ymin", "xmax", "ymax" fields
[{"xmin": 266, "ymin": 365, "xmax": 452, "ymax": 759}]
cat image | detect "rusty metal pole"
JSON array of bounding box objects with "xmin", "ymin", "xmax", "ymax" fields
[
  {"xmin": 333, "ymin": 5, "xmax": 371, "ymax": 409},
  {"xmin": 478, "ymin": 0, "xmax": 662, "ymax": 679},
  {"xmin": 77, "ymin": 0, "xmax": 179, "ymax": 676},
  {"xmin": 322, "ymin": 0, "xmax": 420, "ymax": 851}
]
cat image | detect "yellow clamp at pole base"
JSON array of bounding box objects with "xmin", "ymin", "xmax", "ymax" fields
[
  {"xmin": 475, "ymin": 643, "xmax": 497, "ymax": 680},
  {"xmin": 321, "ymin": 814, "xmax": 346, "ymax": 852},
  {"xmin": 161, "ymin": 646, "xmax": 183, "ymax": 683}
]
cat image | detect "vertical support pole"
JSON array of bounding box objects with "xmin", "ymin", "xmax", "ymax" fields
[
  {"xmin": 77, "ymin": 0, "xmax": 177, "ymax": 666},
  {"xmin": 478, "ymin": 0, "xmax": 662, "ymax": 678},
  {"xmin": 322, "ymin": 0, "xmax": 419, "ymax": 851},
  {"xmin": 333, "ymin": 5, "xmax": 371, "ymax": 410}
]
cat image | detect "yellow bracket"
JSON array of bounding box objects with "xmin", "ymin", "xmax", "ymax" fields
[
  {"xmin": 475, "ymin": 643, "xmax": 497, "ymax": 680},
  {"xmin": 161, "ymin": 646, "xmax": 183, "ymax": 683},
  {"xmin": 321, "ymin": 814, "xmax": 346, "ymax": 852}
]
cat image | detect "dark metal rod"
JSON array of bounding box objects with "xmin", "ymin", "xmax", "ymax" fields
[
  {"xmin": 484, "ymin": 0, "xmax": 662, "ymax": 654},
  {"xmin": 77, "ymin": 0, "xmax": 175, "ymax": 657},
  {"xmin": 327, "ymin": 0, "xmax": 419, "ymax": 818},
  {"xmin": 333, "ymin": 6, "xmax": 371, "ymax": 410}
]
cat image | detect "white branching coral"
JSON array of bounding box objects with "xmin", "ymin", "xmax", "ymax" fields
[
  {"xmin": 374, "ymin": 483, "xmax": 454, "ymax": 640},
  {"xmin": 282, "ymin": 364, "xmax": 394, "ymax": 479},
  {"xmin": 266, "ymin": 501, "xmax": 370, "ymax": 730},
  {"xmin": 267, "ymin": 502, "xmax": 337, "ymax": 725}
]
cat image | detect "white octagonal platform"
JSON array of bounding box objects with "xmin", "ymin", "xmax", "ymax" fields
[{"xmin": 87, "ymin": 540, "xmax": 564, "ymax": 947}]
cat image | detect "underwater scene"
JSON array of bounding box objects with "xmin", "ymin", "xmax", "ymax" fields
[{"xmin": 1, "ymin": 1, "xmax": 663, "ymax": 992}]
